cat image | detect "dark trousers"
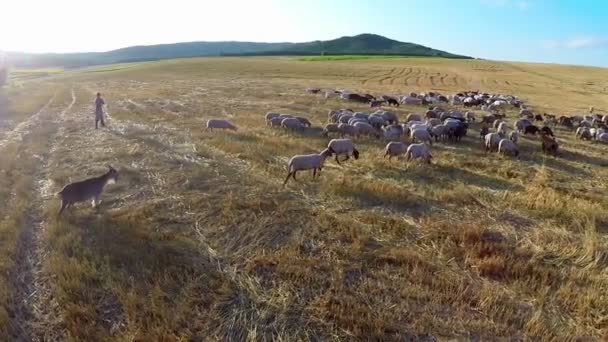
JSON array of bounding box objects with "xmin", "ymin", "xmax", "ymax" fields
[{"xmin": 95, "ymin": 114, "xmax": 105, "ymax": 129}]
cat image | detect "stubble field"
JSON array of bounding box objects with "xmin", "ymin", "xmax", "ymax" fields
[{"xmin": 1, "ymin": 57, "xmax": 607, "ymax": 340}]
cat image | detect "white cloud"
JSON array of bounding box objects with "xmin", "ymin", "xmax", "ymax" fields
[{"xmin": 543, "ymin": 37, "xmax": 608, "ymax": 50}]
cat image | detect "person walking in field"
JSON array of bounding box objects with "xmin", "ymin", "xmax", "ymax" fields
[{"xmin": 95, "ymin": 92, "xmax": 106, "ymax": 129}]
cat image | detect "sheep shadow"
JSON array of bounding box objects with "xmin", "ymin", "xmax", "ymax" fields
[{"xmin": 560, "ymin": 149, "xmax": 608, "ymax": 167}]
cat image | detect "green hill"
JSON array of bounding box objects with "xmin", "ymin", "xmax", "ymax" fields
[{"xmin": 2, "ymin": 34, "xmax": 471, "ymax": 68}]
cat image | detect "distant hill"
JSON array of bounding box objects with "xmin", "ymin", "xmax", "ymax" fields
[{"xmin": 2, "ymin": 34, "xmax": 471, "ymax": 68}]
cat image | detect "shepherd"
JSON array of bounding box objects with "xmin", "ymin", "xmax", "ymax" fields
[{"xmin": 95, "ymin": 92, "xmax": 106, "ymax": 129}]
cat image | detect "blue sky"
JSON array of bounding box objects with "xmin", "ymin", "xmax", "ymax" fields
[{"xmin": 1, "ymin": 0, "xmax": 607, "ymax": 67}]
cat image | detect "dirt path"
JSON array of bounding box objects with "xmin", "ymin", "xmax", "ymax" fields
[{"xmin": 9, "ymin": 89, "xmax": 75, "ymax": 341}]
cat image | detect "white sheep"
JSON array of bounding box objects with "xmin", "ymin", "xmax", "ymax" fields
[
  {"xmin": 353, "ymin": 122, "xmax": 380, "ymax": 139},
  {"xmin": 281, "ymin": 118, "xmax": 304, "ymax": 131},
  {"xmin": 427, "ymin": 118, "xmax": 441, "ymax": 127},
  {"xmin": 515, "ymin": 119, "xmax": 532, "ymax": 132},
  {"xmin": 407, "ymin": 113, "xmax": 422, "ymax": 122},
  {"xmin": 431, "ymin": 125, "xmax": 447, "ymax": 141},
  {"xmin": 403, "ymin": 96, "xmax": 423, "ymax": 105},
  {"xmin": 269, "ymin": 117, "xmax": 284, "ymax": 128},
  {"xmin": 328, "ymin": 139, "xmax": 360, "ymax": 165},
  {"xmin": 283, "ymin": 148, "xmax": 335, "ymax": 185},
  {"xmin": 384, "ymin": 142, "xmax": 408, "ymax": 160},
  {"xmin": 509, "ymin": 131, "xmax": 519, "ymax": 144},
  {"xmin": 485, "ymin": 133, "xmax": 501, "ymax": 152},
  {"xmin": 497, "ymin": 122, "xmax": 508, "ymax": 137},
  {"xmin": 353, "ymin": 112, "xmax": 370, "ymax": 120},
  {"xmin": 206, "ymin": 119, "xmax": 237, "ymax": 131},
  {"xmin": 411, "ymin": 128, "xmax": 433, "ymax": 145},
  {"xmin": 323, "ymin": 123, "xmax": 339, "ymax": 136},
  {"xmin": 383, "ymin": 125, "xmax": 404, "ymax": 141},
  {"xmin": 406, "ymin": 143, "xmax": 432, "ymax": 164},
  {"xmin": 296, "ymin": 116, "xmax": 312, "ymax": 127},
  {"xmin": 498, "ymin": 139, "xmax": 519, "ymax": 157},
  {"xmin": 265, "ymin": 112, "xmax": 281, "ymax": 122},
  {"xmin": 337, "ymin": 123, "xmax": 359, "ymax": 137},
  {"xmin": 597, "ymin": 132, "xmax": 608, "ymax": 143}
]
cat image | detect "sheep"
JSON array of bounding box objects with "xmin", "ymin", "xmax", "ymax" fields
[
  {"xmin": 328, "ymin": 139, "xmax": 360, "ymax": 165},
  {"xmin": 338, "ymin": 114, "xmax": 354, "ymax": 124},
  {"xmin": 269, "ymin": 117, "xmax": 284, "ymax": 128},
  {"xmin": 281, "ymin": 118, "xmax": 305, "ymax": 131},
  {"xmin": 597, "ymin": 132, "xmax": 608, "ymax": 143},
  {"xmin": 498, "ymin": 139, "xmax": 519, "ymax": 157},
  {"xmin": 481, "ymin": 114, "xmax": 497, "ymax": 124},
  {"xmin": 368, "ymin": 114, "xmax": 386, "ymax": 126},
  {"xmin": 431, "ymin": 125, "xmax": 447, "ymax": 141},
  {"xmin": 485, "ymin": 133, "xmax": 501, "ymax": 152},
  {"xmin": 383, "ymin": 124, "xmax": 404, "ymax": 141},
  {"xmin": 407, "ymin": 113, "xmax": 422, "ymax": 122},
  {"xmin": 426, "ymin": 118, "xmax": 441, "ymax": 127},
  {"xmin": 540, "ymin": 126, "xmax": 554, "ymax": 137},
  {"xmin": 576, "ymin": 127, "xmax": 592, "ymax": 140},
  {"xmin": 405, "ymin": 143, "xmax": 433, "ymax": 164},
  {"xmin": 411, "ymin": 128, "xmax": 433, "ymax": 145},
  {"xmin": 384, "ymin": 142, "xmax": 408, "ymax": 160},
  {"xmin": 403, "ymin": 96, "xmax": 423, "ymax": 105},
  {"xmin": 306, "ymin": 87, "xmax": 321, "ymax": 94},
  {"xmin": 541, "ymin": 134, "xmax": 559, "ymax": 155},
  {"xmin": 496, "ymin": 122, "xmax": 508, "ymax": 137},
  {"xmin": 323, "ymin": 123, "xmax": 340, "ymax": 137},
  {"xmin": 283, "ymin": 148, "xmax": 334, "ymax": 185},
  {"xmin": 206, "ymin": 119, "xmax": 237, "ymax": 131},
  {"xmin": 509, "ymin": 131, "xmax": 519, "ymax": 144},
  {"xmin": 337, "ymin": 123, "xmax": 359, "ymax": 138},
  {"xmin": 353, "ymin": 122, "xmax": 380, "ymax": 139},
  {"xmin": 425, "ymin": 110, "xmax": 439, "ymax": 119},
  {"xmin": 278, "ymin": 114, "xmax": 294, "ymax": 119},
  {"xmin": 295, "ymin": 117, "xmax": 312, "ymax": 127},
  {"xmin": 515, "ymin": 119, "xmax": 532, "ymax": 132},
  {"xmin": 380, "ymin": 111, "xmax": 399, "ymax": 124},
  {"xmin": 523, "ymin": 125, "xmax": 540, "ymax": 135},
  {"xmin": 265, "ymin": 112, "xmax": 281, "ymax": 122},
  {"xmin": 353, "ymin": 112, "xmax": 370, "ymax": 120}
]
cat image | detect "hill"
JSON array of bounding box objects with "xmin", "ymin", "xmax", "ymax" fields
[{"xmin": 2, "ymin": 34, "xmax": 470, "ymax": 68}]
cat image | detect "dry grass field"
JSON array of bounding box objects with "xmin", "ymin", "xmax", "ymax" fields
[{"xmin": 1, "ymin": 57, "xmax": 607, "ymax": 340}]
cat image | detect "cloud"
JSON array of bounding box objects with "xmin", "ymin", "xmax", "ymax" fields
[{"xmin": 543, "ymin": 36, "xmax": 608, "ymax": 50}]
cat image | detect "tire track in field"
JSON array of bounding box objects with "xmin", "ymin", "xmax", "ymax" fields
[
  {"xmin": 389, "ymin": 68, "xmax": 407, "ymax": 85},
  {"xmin": 402, "ymin": 67, "xmax": 413, "ymax": 86},
  {"xmin": 9, "ymin": 88, "xmax": 75, "ymax": 341},
  {"xmin": 378, "ymin": 67, "xmax": 396, "ymax": 85}
]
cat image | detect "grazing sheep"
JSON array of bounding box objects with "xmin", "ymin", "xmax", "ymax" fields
[
  {"xmin": 296, "ymin": 117, "xmax": 312, "ymax": 127},
  {"xmin": 407, "ymin": 113, "xmax": 422, "ymax": 122},
  {"xmin": 265, "ymin": 112, "xmax": 281, "ymax": 122},
  {"xmin": 380, "ymin": 111, "xmax": 399, "ymax": 124},
  {"xmin": 328, "ymin": 139, "xmax": 360, "ymax": 165},
  {"xmin": 337, "ymin": 123, "xmax": 359, "ymax": 138},
  {"xmin": 338, "ymin": 114, "xmax": 354, "ymax": 124},
  {"xmin": 281, "ymin": 118, "xmax": 305, "ymax": 131},
  {"xmin": 269, "ymin": 117, "xmax": 284, "ymax": 128},
  {"xmin": 368, "ymin": 115, "xmax": 386, "ymax": 128},
  {"xmin": 383, "ymin": 124, "xmax": 404, "ymax": 141},
  {"xmin": 509, "ymin": 131, "xmax": 519, "ymax": 144},
  {"xmin": 523, "ymin": 125, "xmax": 540, "ymax": 135},
  {"xmin": 353, "ymin": 122, "xmax": 380, "ymax": 139},
  {"xmin": 576, "ymin": 127, "xmax": 592, "ymax": 140},
  {"xmin": 427, "ymin": 118, "xmax": 441, "ymax": 127},
  {"xmin": 348, "ymin": 118, "xmax": 368, "ymax": 126},
  {"xmin": 541, "ymin": 134, "xmax": 559, "ymax": 155},
  {"xmin": 597, "ymin": 132, "xmax": 608, "ymax": 143},
  {"xmin": 540, "ymin": 126, "xmax": 554, "ymax": 137},
  {"xmin": 384, "ymin": 142, "xmax": 408, "ymax": 160},
  {"xmin": 370, "ymin": 100, "xmax": 385, "ymax": 108},
  {"xmin": 481, "ymin": 114, "xmax": 497, "ymax": 124},
  {"xmin": 207, "ymin": 119, "xmax": 237, "ymax": 131},
  {"xmin": 498, "ymin": 139, "xmax": 519, "ymax": 157},
  {"xmin": 515, "ymin": 119, "xmax": 532, "ymax": 132},
  {"xmin": 406, "ymin": 143, "xmax": 433, "ymax": 164},
  {"xmin": 485, "ymin": 133, "xmax": 501, "ymax": 152},
  {"xmin": 425, "ymin": 110, "xmax": 439, "ymax": 119},
  {"xmin": 353, "ymin": 112, "xmax": 370, "ymax": 120},
  {"xmin": 411, "ymin": 128, "xmax": 433, "ymax": 145},
  {"xmin": 496, "ymin": 122, "xmax": 508, "ymax": 137},
  {"xmin": 323, "ymin": 123, "xmax": 340, "ymax": 137},
  {"xmin": 403, "ymin": 96, "xmax": 423, "ymax": 105},
  {"xmin": 431, "ymin": 125, "xmax": 447, "ymax": 141},
  {"xmin": 283, "ymin": 148, "xmax": 334, "ymax": 185}
]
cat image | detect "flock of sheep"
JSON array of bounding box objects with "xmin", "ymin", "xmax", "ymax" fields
[{"xmin": 204, "ymin": 88, "xmax": 608, "ymax": 185}]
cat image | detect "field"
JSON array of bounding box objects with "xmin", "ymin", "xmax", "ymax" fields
[{"xmin": 1, "ymin": 57, "xmax": 607, "ymax": 340}]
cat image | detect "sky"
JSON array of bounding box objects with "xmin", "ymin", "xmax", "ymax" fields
[{"xmin": 1, "ymin": 0, "xmax": 607, "ymax": 67}]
